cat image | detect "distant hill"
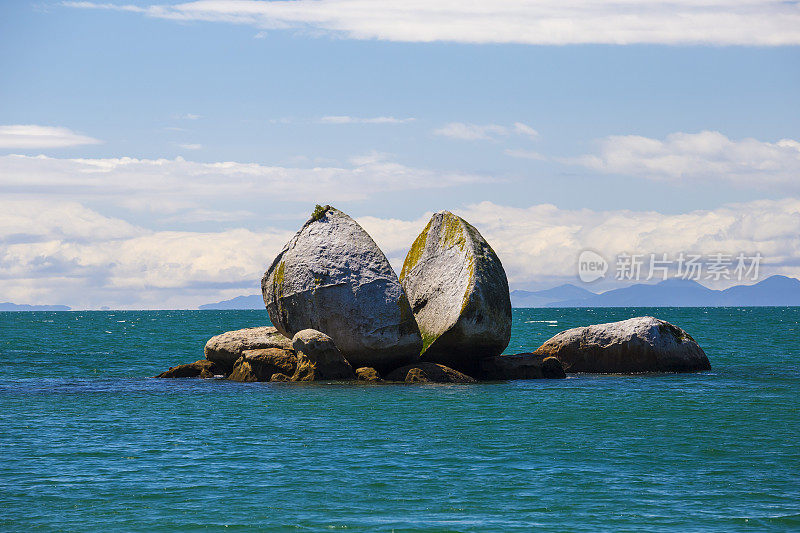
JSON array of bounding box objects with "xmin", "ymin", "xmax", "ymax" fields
[
  {"xmin": 510, "ymin": 284, "xmax": 596, "ymax": 307},
  {"xmin": 718, "ymin": 275, "xmax": 800, "ymax": 306},
  {"xmin": 199, "ymin": 295, "xmax": 264, "ymax": 310},
  {"xmin": 200, "ymin": 276, "xmax": 800, "ymax": 309},
  {"xmin": 549, "ymin": 275, "xmax": 800, "ymax": 307},
  {"xmin": 0, "ymin": 302, "xmax": 71, "ymax": 311}
]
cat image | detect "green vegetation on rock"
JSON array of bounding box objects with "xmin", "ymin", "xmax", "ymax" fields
[
  {"xmin": 400, "ymin": 220, "xmax": 431, "ymax": 281},
  {"xmin": 311, "ymin": 204, "xmax": 331, "ymax": 221},
  {"xmin": 440, "ymin": 212, "xmax": 466, "ymax": 250}
]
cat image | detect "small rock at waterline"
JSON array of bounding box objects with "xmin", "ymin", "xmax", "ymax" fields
[
  {"xmin": 291, "ymin": 329, "xmax": 355, "ymax": 381},
  {"xmin": 227, "ymin": 347, "xmax": 298, "ymax": 382},
  {"xmin": 154, "ymin": 359, "xmax": 222, "ymax": 379},
  {"xmin": 534, "ymin": 316, "xmax": 711, "ymax": 373},
  {"xmin": 205, "ymin": 326, "xmax": 293, "ymax": 372},
  {"xmin": 386, "ymin": 362, "xmax": 476, "ymax": 384},
  {"xmin": 474, "ymin": 354, "xmax": 566, "ymax": 380},
  {"xmin": 355, "ymin": 367, "xmax": 383, "ymax": 382}
]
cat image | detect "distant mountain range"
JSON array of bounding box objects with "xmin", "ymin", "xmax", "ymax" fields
[
  {"xmin": 0, "ymin": 302, "xmax": 71, "ymax": 311},
  {"xmin": 513, "ymin": 275, "xmax": 800, "ymax": 307},
  {"xmin": 510, "ymin": 284, "xmax": 596, "ymax": 307},
  {"xmin": 200, "ymin": 275, "xmax": 800, "ymax": 309},
  {"xmin": 199, "ymin": 295, "xmax": 264, "ymax": 310}
]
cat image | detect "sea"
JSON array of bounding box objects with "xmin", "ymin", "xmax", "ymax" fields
[{"xmin": 1, "ymin": 308, "xmax": 798, "ymax": 531}]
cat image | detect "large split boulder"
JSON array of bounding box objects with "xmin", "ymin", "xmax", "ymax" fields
[
  {"xmin": 400, "ymin": 210, "xmax": 512, "ymax": 370},
  {"xmin": 262, "ymin": 205, "xmax": 422, "ymax": 371},
  {"xmin": 290, "ymin": 329, "xmax": 355, "ymax": 381},
  {"xmin": 535, "ymin": 316, "xmax": 711, "ymax": 373},
  {"xmin": 386, "ymin": 362, "xmax": 476, "ymax": 384},
  {"xmin": 204, "ymin": 326, "xmax": 293, "ymax": 373}
]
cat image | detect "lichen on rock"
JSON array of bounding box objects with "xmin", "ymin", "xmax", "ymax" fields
[{"xmin": 400, "ymin": 211, "xmax": 512, "ymax": 370}]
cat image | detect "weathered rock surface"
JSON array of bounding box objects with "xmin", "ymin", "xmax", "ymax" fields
[
  {"xmin": 534, "ymin": 316, "xmax": 711, "ymax": 373},
  {"xmin": 355, "ymin": 367, "xmax": 383, "ymax": 383},
  {"xmin": 262, "ymin": 205, "xmax": 422, "ymax": 371},
  {"xmin": 400, "ymin": 211, "xmax": 512, "ymax": 369},
  {"xmin": 472, "ymin": 354, "xmax": 566, "ymax": 380},
  {"xmin": 205, "ymin": 326, "xmax": 293, "ymax": 372},
  {"xmin": 227, "ymin": 359, "xmax": 258, "ymax": 382},
  {"xmin": 386, "ymin": 362, "xmax": 477, "ymax": 384},
  {"xmin": 270, "ymin": 373, "xmax": 291, "ymax": 382},
  {"xmin": 154, "ymin": 359, "xmax": 223, "ymax": 379},
  {"xmin": 227, "ymin": 347, "xmax": 298, "ymax": 382},
  {"xmin": 290, "ymin": 329, "xmax": 355, "ymax": 381}
]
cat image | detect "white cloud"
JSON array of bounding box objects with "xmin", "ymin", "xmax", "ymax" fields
[
  {"xmin": 364, "ymin": 199, "xmax": 800, "ymax": 291},
  {"xmin": 433, "ymin": 122, "xmax": 538, "ymax": 142},
  {"xmin": 505, "ymin": 148, "xmax": 547, "ymax": 160},
  {"xmin": 0, "ymin": 153, "xmax": 492, "ymax": 215},
  {"xmin": 573, "ymin": 131, "xmax": 800, "ymax": 187},
  {"xmin": 319, "ymin": 115, "xmax": 415, "ymax": 124},
  {"xmin": 0, "ymin": 125, "xmax": 102, "ymax": 149},
  {"xmin": 512, "ymin": 122, "xmax": 539, "ymax": 139},
  {"xmin": 63, "ymin": 0, "xmax": 800, "ymax": 46},
  {"xmin": 0, "ymin": 199, "xmax": 292, "ymax": 308},
  {"xmin": 434, "ymin": 123, "xmax": 509, "ymax": 141},
  {"xmin": 5, "ymin": 197, "xmax": 800, "ymax": 308},
  {"xmin": 178, "ymin": 143, "xmax": 202, "ymax": 150},
  {"xmin": 0, "ymin": 199, "xmax": 142, "ymax": 243}
]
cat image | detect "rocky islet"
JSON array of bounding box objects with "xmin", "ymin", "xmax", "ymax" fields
[{"xmin": 156, "ymin": 205, "xmax": 710, "ymax": 382}]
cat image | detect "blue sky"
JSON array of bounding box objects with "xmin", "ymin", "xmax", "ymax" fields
[{"xmin": 1, "ymin": 0, "xmax": 799, "ymax": 308}]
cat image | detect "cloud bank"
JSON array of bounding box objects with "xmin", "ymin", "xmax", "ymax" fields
[
  {"xmin": 0, "ymin": 125, "xmax": 102, "ymax": 149},
  {"xmin": 574, "ymin": 131, "xmax": 800, "ymax": 187},
  {"xmin": 319, "ymin": 116, "xmax": 415, "ymax": 124},
  {"xmin": 65, "ymin": 0, "xmax": 800, "ymax": 45},
  {"xmin": 5, "ymin": 198, "xmax": 800, "ymax": 308},
  {"xmin": 434, "ymin": 122, "xmax": 539, "ymax": 142},
  {"xmin": 0, "ymin": 153, "xmax": 491, "ymax": 221}
]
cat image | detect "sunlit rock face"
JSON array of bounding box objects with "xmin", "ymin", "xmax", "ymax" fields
[
  {"xmin": 400, "ymin": 211, "xmax": 512, "ymax": 370},
  {"xmin": 535, "ymin": 316, "xmax": 711, "ymax": 373},
  {"xmin": 261, "ymin": 206, "xmax": 421, "ymax": 371}
]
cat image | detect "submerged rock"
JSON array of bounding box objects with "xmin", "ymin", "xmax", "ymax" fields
[
  {"xmin": 290, "ymin": 329, "xmax": 355, "ymax": 381},
  {"xmin": 205, "ymin": 326, "xmax": 293, "ymax": 372},
  {"xmin": 154, "ymin": 359, "xmax": 223, "ymax": 379},
  {"xmin": 473, "ymin": 354, "xmax": 566, "ymax": 380},
  {"xmin": 400, "ymin": 211, "xmax": 512, "ymax": 369},
  {"xmin": 386, "ymin": 362, "xmax": 477, "ymax": 384},
  {"xmin": 227, "ymin": 347, "xmax": 298, "ymax": 382},
  {"xmin": 355, "ymin": 367, "xmax": 383, "ymax": 383},
  {"xmin": 262, "ymin": 205, "xmax": 421, "ymax": 370},
  {"xmin": 535, "ymin": 316, "xmax": 711, "ymax": 373}
]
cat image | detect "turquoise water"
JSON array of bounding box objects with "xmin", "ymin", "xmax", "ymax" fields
[{"xmin": 1, "ymin": 308, "xmax": 798, "ymax": 531}]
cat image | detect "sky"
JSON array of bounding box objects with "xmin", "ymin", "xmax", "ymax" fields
[{"xmin": 1, "ymin": 0, "xmax": 799, "ymax": 309}]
